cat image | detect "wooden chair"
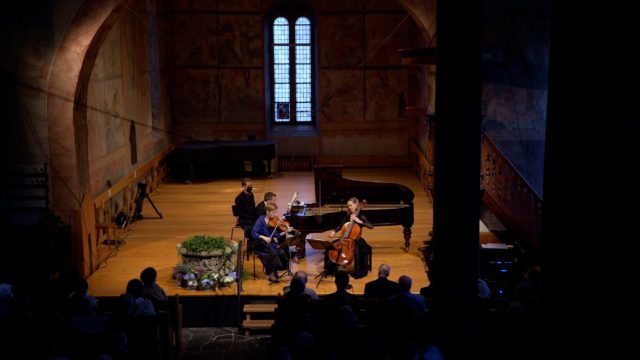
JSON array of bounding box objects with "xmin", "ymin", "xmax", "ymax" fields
[
  {"xmin": 230, "ymin": 205, "xmax": 245, "ymax": 241},
  {"xmin": 95, "ymin": 206, "xmax": 118, "ymax": 249},
  {"xmin": 231, "ymin": 204, "xmax": 261, "ymax": 279}
]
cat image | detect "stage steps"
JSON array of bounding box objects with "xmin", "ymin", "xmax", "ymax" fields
[{"xmin": 241, "ymin": 303, "xmax": 277, "ymax": 335}]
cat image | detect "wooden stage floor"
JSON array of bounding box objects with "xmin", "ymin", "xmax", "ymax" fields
[{"xmin": 87, "ymin": 168, "xmax": 433, "ymax": 297}]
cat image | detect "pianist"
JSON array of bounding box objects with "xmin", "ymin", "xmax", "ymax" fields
[{"xmin": 255, "ymin": 192, "xmax": 277, "ymax": 218}]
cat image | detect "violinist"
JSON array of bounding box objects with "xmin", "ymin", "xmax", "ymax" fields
[
  {"xmin": 251, "ymin": 203, "xmax": 291, "ymax": 283},
  {"xmin": 328, "ymin": 197, "xmax": 373, "ymax": 239}
]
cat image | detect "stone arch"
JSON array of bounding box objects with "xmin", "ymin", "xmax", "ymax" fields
[
  {"xmin": 46, "ymin": 0, "xmax": 128, "ymax": 213},
  {"xmin": 397, "ymin": 0, "xmax": 437, "ymax": 44}
]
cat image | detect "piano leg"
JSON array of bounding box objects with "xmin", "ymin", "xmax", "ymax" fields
[
  {"xmin": 403, "ymin": 226, "xmax": 412, "ymax": 251},
  {"xmin": 295, "ymin": 232, "xmax": 307, "ymax": 259}
]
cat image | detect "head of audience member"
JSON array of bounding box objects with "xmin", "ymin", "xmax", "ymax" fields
[
  {"xmin": 294, "ymin": 271, "xmax": 308, "ymax": 285},
  {"xmin": 334, "ymin": 270, "xmax": 350, "ymax": 292},
  {"xmin": 289, "ymin": 277, "xmax": 305, "ymax": 296},
  {"xmin": 140, "ymin": 267, "xmax": 158, "ymax": 286},
  {"xmin": 264, "ymin": 192, "xmax": 277, "ymax": 205},
  {"xmin": 478, "ymin": 278, "xmax": 491, "ymax": 300},
  {"xmin": 241, "ymin": 178, "xmax": 253, "ymax": 193},
  {"xmin": 77, "ymin": 295, "xmax": 98, "ymax": 315},
  {"xmin": 126, "ymin": 278, "xmax": 144, "ymax": 297},
  {"xmin": 398, "ymin": 275, "xmax": 412, "ymax": 293},
  {"xmin": 378, "ymin": 264, "xmax": 391, "ymax": 279},
  {"xmin": 71, "ymin": 277, "xmax": 89, "ymax": 298},
  {"xmin": 0, "ymin": 283, "xmax": 13, "ymax": 317}
]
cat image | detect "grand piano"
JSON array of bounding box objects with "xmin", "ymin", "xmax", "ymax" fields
[{"xmin": 285, "ymin": 166, "xmax": 415, "ymax": 254}]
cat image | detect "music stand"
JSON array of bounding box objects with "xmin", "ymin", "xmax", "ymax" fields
[
  {"xmin": 308, "ymin": 239, "xmax": 337, "ymax": 288},
  {"xmin": 273, "ymin": 235, "xmax": 296, "ymax": 281}
]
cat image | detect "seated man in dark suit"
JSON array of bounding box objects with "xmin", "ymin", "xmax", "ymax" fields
[
  {"xmin": 255, "ymin": 191, "xmax": 276, "ymax": 219},
  {"xmin": 324, "ymin": 270, "xmax": 359, "ymax": 312},
  {"xmin": 364, "ymin": 264, "xmax": 401, "ymax": 299}
]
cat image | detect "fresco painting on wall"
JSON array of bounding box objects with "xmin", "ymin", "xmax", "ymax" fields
[
  {"xmin": 218, "ymin": 15, "xmax": 262, "ymax": 66},
  {"xmin": 171, "ymin": 0, "xmax": 217, "ymax": 11},
  {"xmin": 309, "ymin": 0, "xmax": 363, "ymax": 12},
  {"xmin": 219, "ymin": 69, "xmax": 263, "ymax": 123},
  {"xmin": 319, "ymin": 70, "xmax": 364, "ymax": 123},
  {"xmin": 319, "ymin": 15, "xmax": 364, "ymax": 67},
  {"xmin": 174, "ymin": 69, "xmax": 219, "ymax": 123},
  {"xmin": 366, "ymin": 69, "xmax": 407, "ymax": 122},
  {"xmin": 218, "ymin": 0, "xmax": 262, "ymax": 12},
  {"xmin": 173, "ymin": 14, "xmax": 218, "ymax": 66},
  {"xmin": 365, "ymin": 14, "xmax": 413, "ymax": 66}
]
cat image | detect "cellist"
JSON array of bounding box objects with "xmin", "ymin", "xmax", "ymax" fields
[
  {"xmin": 329, "ymin": 197, "xmax": 374, "ymax": 239},
  {"xmin": 327, "ymin": 197, "xmax": 373, "ymax": 267}
]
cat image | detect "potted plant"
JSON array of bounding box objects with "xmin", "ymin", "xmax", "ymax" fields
[{"xmin": 173, "ymin": 235, "xmax": 238, "ymax": 290}]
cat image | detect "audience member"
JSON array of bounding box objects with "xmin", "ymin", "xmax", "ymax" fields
[
  {"xmin": 396, "ymin": 275, "xmax": 426, "ymax": 312},
  {"xmin": 364, "ymin": 264, "xmax": 401, "ymax": 299},
  {"xmin": 140, "ymin": 267, "xmax": 167, "ymax": 303},
  {"xmin": 122, "ymin": 278, "xmax": 156, "ymax": 317},
  {"xmin": 324, "ymin": 270, "xmax": 358, "ymax": 312},
  {"xmin": 283, "ymin": 271, "xmax": 318, "ymax": 300}
]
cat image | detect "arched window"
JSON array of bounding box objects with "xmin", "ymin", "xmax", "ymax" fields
[{"xmin": 268, "ymin": 5, "xmax": 316, "ymax": 125}]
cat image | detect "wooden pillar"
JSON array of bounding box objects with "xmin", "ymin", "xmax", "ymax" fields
[{"xmin": 430, "ymin": 1, "xmax": 483, "ymax": 359}]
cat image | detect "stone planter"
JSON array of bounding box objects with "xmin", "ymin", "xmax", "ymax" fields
[{"xmin": 180, "ymin": 251, "xmax": 236, "ymax": 276}]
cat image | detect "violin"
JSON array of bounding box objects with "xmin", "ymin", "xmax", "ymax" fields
[{"xmin": 268, "ymin": 215, "xmax": 291, "ymax": 232}]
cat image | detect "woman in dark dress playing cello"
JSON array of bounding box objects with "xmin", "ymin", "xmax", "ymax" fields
[{"xmin": 327, "ymin": 197, "xmax": 373, "ymax": 267}]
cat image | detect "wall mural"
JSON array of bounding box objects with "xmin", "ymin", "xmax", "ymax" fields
[
  {"xmin": 319, "ymin": 15, "xmax": 364, "ymax": 68},
  {"xmin": 365, "ymin": 69, "xmax": 407, "ymax": 122},
  {"xmin": 173, "ymin": 14, "xmax": 218, "ymax": 66},
  {"xmin": 365, "ymin": 14, "xmax": 413, "ymax": 66},
  {"xmin": 173, "ymin": 69, "xmax": 219, "ymax": 123},
  {"xmin": 172, "ymin": 0, "xmax": 217, "ymax": 11},
  {"xmin": 218, "ymin": 15, "xmax": 262, "ymax": 66},
  {"xmin": 219, "ymin": 69, "xmax": 263, "ymax": 122},
  {"xmin": 319, "ymin": 70, "xmax": 364, "ymax": 123}
]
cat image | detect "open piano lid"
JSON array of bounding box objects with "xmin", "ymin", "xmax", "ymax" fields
[{"xmin": 314, "ymin": 165, "xmax": 414, "ymax": 205}]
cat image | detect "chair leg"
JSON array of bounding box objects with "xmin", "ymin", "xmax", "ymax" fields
[{"xmin": 253, "ymin": 252, "xmax": 257, "ymax": 280}]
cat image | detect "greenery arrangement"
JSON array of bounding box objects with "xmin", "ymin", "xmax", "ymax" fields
[
  {"xmin": 173, "ymin": 235, "xmax": 238, "ymax": 290},
  {"xmin": 179, "ymin": 235, "xmax": 228, "ymax": 256}
]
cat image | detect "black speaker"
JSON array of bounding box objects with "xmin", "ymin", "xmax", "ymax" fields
[{"xmin": 115, "ymin": 211, "xmax": 129, "ymax": 228}]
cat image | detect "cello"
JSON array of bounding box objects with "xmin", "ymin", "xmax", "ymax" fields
[{"xmin": 327, "ymin": 208, "xmax": 361, "ymax": 266}]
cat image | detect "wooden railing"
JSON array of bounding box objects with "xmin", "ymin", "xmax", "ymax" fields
[
  {"xmin": 480, "ymin": 132, "xmax": 542, "ymax": 252},
  {"xmin": 410, "ymin": 143, "xmax": 434, "ymax": 203},
  {"xmin": 411, "ymin": 134, "xmax": 542, "ymax": 254},
  {"xmin": 84, "ymin": 148, "xmax": 172, "ymax": 275}
]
